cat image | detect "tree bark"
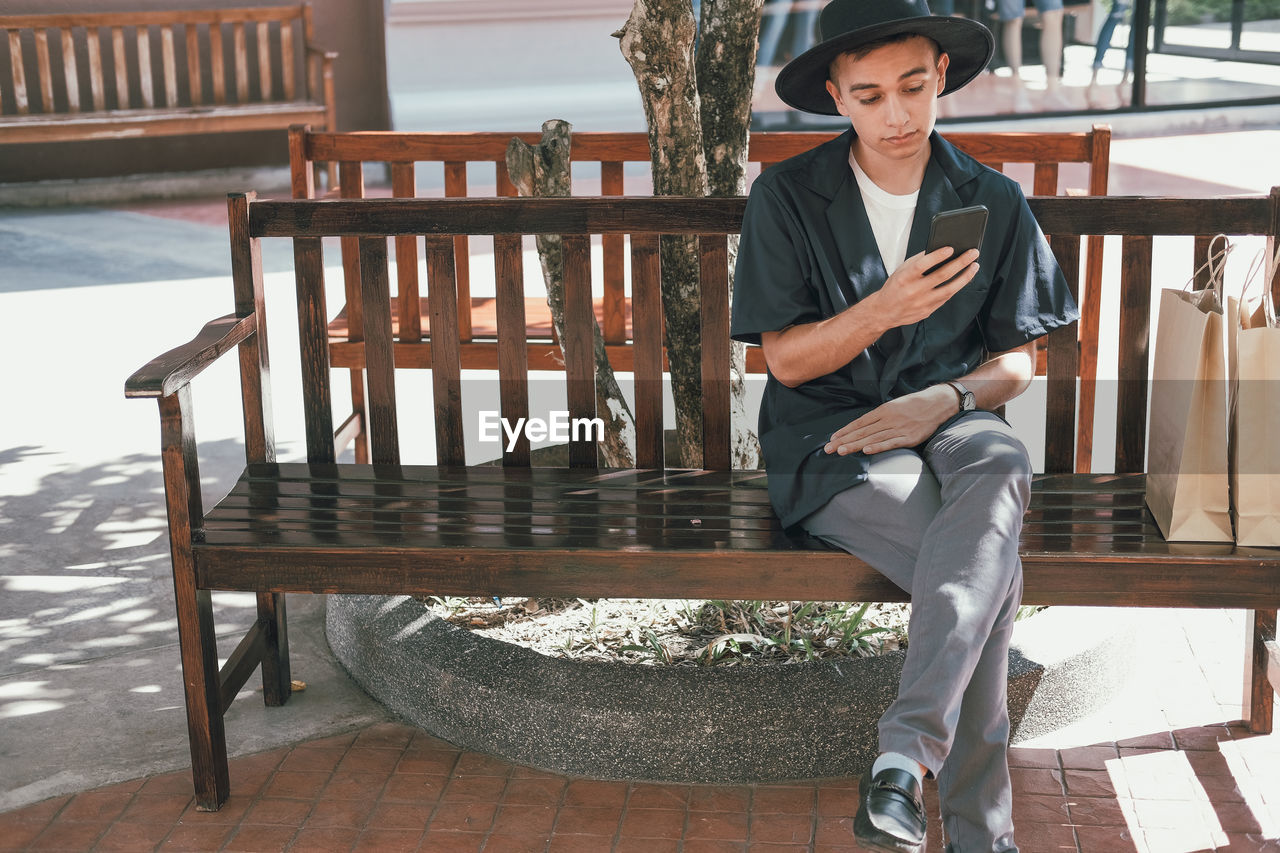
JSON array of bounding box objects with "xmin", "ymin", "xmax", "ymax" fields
[
  {"xmin": 506, "ymin": 120, "xmax": 636, "ymax": 468},
  {"xmin": 616, "ymin": 0, "xmax": 761, "ymax": 469}
]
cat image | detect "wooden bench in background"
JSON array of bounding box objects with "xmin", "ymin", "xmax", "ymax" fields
[
  {"xmin": 288, "ymin": 125, "xmax": 1111, "ymax": 471},
  {"xmin": 0, "ymin": 5, "xmax": 335, "ymax": 145},
  {"xmin": 126, "ymin": 189, "xmax": 1280, "ymax": 811}
]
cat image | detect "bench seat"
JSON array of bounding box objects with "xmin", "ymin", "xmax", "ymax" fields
[
  {"xmin": 192, "ymin": 464, "xmax": 1280, "ymax": 610},
  {"xmin": 0, "ymin": 102, "xmax": 329, "ymax": 144}
]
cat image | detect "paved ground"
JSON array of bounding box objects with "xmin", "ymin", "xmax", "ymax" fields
[{"xmin": 2, "ymin": 114, "xmax": 1280, "ymax": 851}]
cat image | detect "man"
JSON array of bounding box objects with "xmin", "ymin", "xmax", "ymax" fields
[{"xmin": 730, "ymin": 2, "xmax": 1078, "ymax": 851}]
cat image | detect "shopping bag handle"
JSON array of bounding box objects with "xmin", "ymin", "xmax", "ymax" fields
[
  {"xmin": 1241, "ymin": 243, "xmax": 1279, "ymax": 329},
  {"xmin": 1185, "ymin": 234, "xmax": 1232, "ymax": 306}
]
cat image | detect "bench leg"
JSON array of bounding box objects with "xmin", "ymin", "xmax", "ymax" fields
[
  {"xmin": 1245, "ymin": 608, "xmax": 1277, "ymax": 734},
  {"xmin": 257, "ymin": 592, "xmax": 292, "ymax": 707}
]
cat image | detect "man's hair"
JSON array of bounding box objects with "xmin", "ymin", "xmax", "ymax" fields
[{"xmin": 827, "ymin": 32, "xmax": 943, "ymax": 82}]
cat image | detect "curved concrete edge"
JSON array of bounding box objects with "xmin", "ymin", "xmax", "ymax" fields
[{"xmin": 327, "ymin": 596, "xmax": 1139, "ymax": 783}]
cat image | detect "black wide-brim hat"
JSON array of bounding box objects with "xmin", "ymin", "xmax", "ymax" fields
[{"xmin": 774, "ymin": 0, "xmax": 995, "ymax": 116}]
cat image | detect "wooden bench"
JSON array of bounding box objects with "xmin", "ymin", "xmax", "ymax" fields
[
  {"xmin": 125, "ymin": 190, "xmax": 1280, "ymax": 812},
  {"xmin": 288, "ymin": 126, "xmax": 1111, "ymax": 470},
  {"xmin": 0, "ymin": 5, "xmax": 335, "ymax": 146}
]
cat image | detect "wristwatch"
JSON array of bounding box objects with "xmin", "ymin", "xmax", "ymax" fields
[{"xmin": 946, "ymin": 380, "xmax": 976, "ymax": 413}]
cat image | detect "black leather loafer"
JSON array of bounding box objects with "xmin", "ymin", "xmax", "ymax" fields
[{"xmin": 853, "ymin": 765, "xmax": 927, "ymax": 853}]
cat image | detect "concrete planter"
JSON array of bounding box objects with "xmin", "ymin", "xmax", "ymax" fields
[{"xmin": 327, "ymin": 595, "xmax": 1139, "ymax": 783}]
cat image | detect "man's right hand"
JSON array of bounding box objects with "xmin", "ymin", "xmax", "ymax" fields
[{"xmin": 866, "ymin": 246, "xmax": 981, "ymax": 329}]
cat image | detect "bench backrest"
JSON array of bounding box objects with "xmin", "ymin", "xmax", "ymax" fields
[
  {"xmin": 230, "ymin": 191, "xmax": 1280, "ymax": 477},
  {"xmin": 288, "ymin": 126, "xmax": 1111, "ymax": 350},
  {"xmin": 0, "ymin": 4, "xmax": 319, "ymax": 118}
]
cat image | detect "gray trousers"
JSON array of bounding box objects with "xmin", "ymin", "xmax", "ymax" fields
[{"xmin": 801, "ymin": 412, "xmax": 1031, "ymax": 853}]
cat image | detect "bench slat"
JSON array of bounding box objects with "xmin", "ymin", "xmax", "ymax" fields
[
  {"xmin": 186, "ymin": 23, "xmax": 202, "ymax": 105},
  {"xmin": 632, "ymin": 235, "xmax": 665, "ymax": 469},
  {"xmin": 1116, "ymin": 235, "xmax": 1154, "ymax": 474},
  {"xmin": 0, "ymin": 101, "xmax": 328, "ymax": 143},
  {"xmin": 337, "ymin": 161, "xmax": 368, "ymax": 463},
  {"xmin": 425, "ymin": 235, "xmax": 466, "ymax": 467},
  {"xmin": 562, "ymin": 234, "xmax": 597, "ymax": 469},
  {"xmin": 359, "ymin": 237, "xmax": 400, "ymax": 465},
  {"xmin": 87, "ymin": 27, "xmax": 106, "ymax": 112},
  {"xmin": 136, "ymin": 26, "xmax": 154, "ymax": 109},
  {"xmin": 257, "ymin": 21, "xmax": 272, "ymax": 101},
  {"xmin": 700, "ymin": 234, "xmax": 731, "ymax": 471},
  {"xmin": 233, "ymin": 22, "xmax": 249, "ymax": 103},
  {"xmin": 444, "ymin": 162, "xmax": 473, "ymax": 342},
  {"xmin": 390, "ymin": 163, "xmax": 423, "ymax": 342},
  {"xmin": 60, "ymin": 28, "xmax": 79, "ymax": 112},
  {"xmin": 279, "ymin": 20, "xmax": 295, "ymax": 100},
  {"xmin": 0, "ymin": 8, "xmax": 311, "ymax": 30},
  {"xmin": 601, "ymin": 161, "xmax": 627, "ymax": 345},
  {"xmin": 293, "ymin": 237, "xmax": 336, "ymax": 464},
  {"xmin": 1033, "ymin": 162, "xmax": 1058, "ymax": 196},
  {"xmin": 110, "ymin": 27, "xmax": 127, "ymax": 110},
  {"xmin": 34, "ymin": 28, "xmax": 54, "ymax": 112},
  {"xmin": 160, "ymin": 25, "xmax": 178, "ymax": 108},
  {"xmin": 8, "ymin": 30, "xmax": 28, "ymax": 114},
  {"xmin": 1044, "ymin": 234, "xmax": 1081, "ymax": 474},
  {"xmin": 495, "ymin": 232, "xmax": 531, "ymax": 466},
  {"xmin": 209, "ymin": 22, "xmax": 226, "ymax": 104}
]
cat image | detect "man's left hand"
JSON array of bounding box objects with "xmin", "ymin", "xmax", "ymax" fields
[{"xmin": 824, "ymin": 385, "xmax": 957, "ymax": 456}]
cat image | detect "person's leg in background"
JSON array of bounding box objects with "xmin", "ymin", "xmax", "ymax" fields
[
  {"xmin": 1087, "ymin": 1, "xmax": 1133, "ymax": 107},
  {"xmin": 998, "ymin": 0, "xmax": 1068, "ymax": 111}
]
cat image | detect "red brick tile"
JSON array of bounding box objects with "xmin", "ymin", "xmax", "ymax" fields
[
  {"xmin": 353, "ymin": 722, "xmax": 415, "ymax": 751},
  {"xmin": 0, "ymin": 821, "xmax": 46, "ymax": 851},
  {"xmin": 547, "ymin": 835, "xmax": 615, "ymax": 852},
  {"xmin": 478, "ymin": 834, "xmax": 548, "ymax": 853},
  {"xmin": 396, "ymin": 750, "xmax": 460, "ymax": 775},
  {"xmin": 280, "ymin": 747, "xmax": 348, "ymax": 774},
  {"xmin": 140, "ymin": 771, "xmax": 198, "ymax": 796},
  {"xmin": 380, "ymin": 772, "xmax": 448, "ymax": 803},
  {"xmin": 1216, "ymin": 831, "xmax": 1280, "ymax": 851},
  {"xmin": 748, "ymin": 811, "xmax": 813, "ymax": 844},
  {"xmin": 93, "ymin": 821, "xmax": 175, "ymax": 851},
  {"xmin": 1011, "ymin": 766, "xmax": 1066, "ymax": 796},
  {"xmin": 746, "ymin": 843, "xmax": 811, "ymax": 852},
  {"xmin": 409, "ymin": 730, "xmax": 457, "ymax": 751},
  {"xmin": 263, "ymin": 770, "xmax": 331, "ymax": 800},
  {"xmin": 504, "ymin": 777, "xmax": 568, "ymax": 806},
  {"xmin": 492, "ymin": 803, "xmax": 558, "ymax": 836},
  {"xmin": 440, "ymin": 774, "xmax": 507, "ymax": 803},
  {"xmin": 690, "ymin": 786, "xmax": 752, "ymax": 813},
  {"xmin": 1, "ymin": 795, "xmax": 69, "ymax": 825},
  {"xmin": 287, "ymin": 827, "xmax": 362, "ymax": 851},
  {"xmin": 1066, "ymin": 794, "xmax": 1131, "ymax": 826},
  {"xmin": 562, "ymin": 780, "xmax": 628, "ymax": 808},
  {"xmin": 1173, "ymin": 726, "xmax": 1236, "ymax": 751},
  {"xmin": 242, "ymin": 797, "xmax": 314, "ymax": 826},
  {"xmin": 813, "ymin": 846, "xmax": 861, "ymax": 853},
  {"xmin": 57, "ymin": 790, "xmax": 133, "ymax": 823},
  {"xmin": 1142, "ymin": 825, "xmax": 1219, "ymax": 851},
  {"xmin": 687, "ymin": 810, "xmax": 750, "ymax": 842},
  {"xmin": 233, "ymin": 748, "xmax": 291, "ymax": 776},
  {"xmin": 87, "ymin": 778, "xmax": 147, "ymax": 797},
  {"xmin": 681, "ymin": 841, "xmax": 749, "ymax": 853},
  {"xmin": 338, "ymin": 748, "xmax": 402, "ymax": 774},
  {"xmin": 813, "ymin": 814, "xmax": 855, "ymax": 846},
  {"xmin": 626, "ymin": 783, "xmax": 692, "ymax": 809},
  {"xmin": 1206, "ymin": 801, "xmax": 1271, "ymax": 833},
  {"xmin": 158, "ymin": 821, "xmax": 235, "ymax": 851},
  {"xmin": 618, "ymin": 807, "xmax": 685, "ymax": 839},
  {"xmin": 453, "ymin": 751, "xmax": 514, "ymax": 777},
  {"xmin": 614, "ymin": 839, "xmax": 679, "ymax": 853},
  {"xmin": 509, "ymin": 767, "xmax": 565, "ymax": 781},
  {"xmin": 1064, "ymin": 768, "xmax": 1123, "ymax": 798},
  {"xmin": 1011, "ymin": 793, "xmax": 1071, "ymax": 825},
  {"xmin": 305, "ymin": 732, "xmax": 360, "ymax": 751},
  {"xmin": 428, "ymin": 801, "xmax": 497, "ymax": 834},
  {"xmin": 1006, "ymin": 821, "xmax": 1077, "ymax": 851},
  {"xmin": 750, "ymin": 786, "xmax": 814, "ymax": 815},
  {"xmin": 1074, "ymin": 823, "xmax": 1141, "ymax": 852},
  {"xmin": 118, "ymin": 793, "xmax": 193, "ymax": 824},
  {"xmin": 816, "ymin": 786, "xmax": 858, "ymax": 817},
  {"xmin": 180, "ymin": 793, "xmax": 253, "ymax": 825},
  {"xmin": 1196, "ymin": 773, "xmax": 1249, "ymax": 802},
  {"xmin": 222, "ymin": 824, "xmax": 299, "ymax": 852},
  {"xmin": 1182, "ymin": 747, "xmax": 1237, "ymax": 776},
  {"xmin": 322, "ymin": 771, "xmax": 391, "ymax": 801},
  {"xmin": 551, "ymin": 805, "xmax": 622, "ymax": 836},
  {"xmin": 353, "ymin": 827, "xmax": 423, "ymax": 852},
  {"xmin": 1059, "ymin": 745, "xmax": 1121, "ymax": 771},
  {"xmin": 305, "ymin": 796, "xmax": 376, "ymax": 829},
  {"xmin": 26, "ymin": 819, "xmax": 109, "ymax": 851},
  {"xmin": 1007, "ymin": 747, "xmax": 1060, "ymax": 770},
  {"xmin": 1116, "ymin": 731, "xmax": 1176, "ymax": 750},
  {"xmin": 370, "ymin": 799, "xmax": 437, "ymax": 829}
]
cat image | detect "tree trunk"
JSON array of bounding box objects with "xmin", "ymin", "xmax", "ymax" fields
[
  {"xmin": 506, "ymin": 120, "xmax": 636, "ymax": 468},
  {"xmin": 697, "ymin": 0, "xmax": 764, "ymax": 470},
  {"xmin": 616, "ymin": 0, "xmax": 761, "ymax": 469}
]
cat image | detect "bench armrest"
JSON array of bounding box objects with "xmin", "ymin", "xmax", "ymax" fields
[
  {"xmin": 306, "ymin": 45, "xmax": 339, "ymax": 60},
  {"xmin": 125, "ymin": 313, "xmax": 256, "ymax": 399}
]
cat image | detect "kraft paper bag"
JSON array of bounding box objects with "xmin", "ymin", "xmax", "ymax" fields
[
  {"xmin": 1229, "ymin": 247, "xmax": 1280, "ymax": 547},
  {"xmin": 1145, "ymin": 239, "xmax": 1233, "ymax": 542}
]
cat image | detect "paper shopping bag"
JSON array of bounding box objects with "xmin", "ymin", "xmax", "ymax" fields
[
  {"xmin": 1145, "ymin": 241, "xmax": 1233, "ymax": 542},
  {"xmin": 1229, "ymin": 248, "xmax": 1280, "ymax": 547}
]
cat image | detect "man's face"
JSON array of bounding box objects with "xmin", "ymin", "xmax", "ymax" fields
[{"xmin": 824, "ymin": 36, "xmax": 949, "ymax": 164}]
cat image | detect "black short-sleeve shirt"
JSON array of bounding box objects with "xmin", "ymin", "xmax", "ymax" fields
[{"xmin": 730, "ymin": 129, "xmax": 1079, "ymax": 533}]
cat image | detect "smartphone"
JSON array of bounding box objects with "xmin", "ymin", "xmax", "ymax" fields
[{"xmin": 925, "ymin": 204, "xmax": 988, "ymax": 277}]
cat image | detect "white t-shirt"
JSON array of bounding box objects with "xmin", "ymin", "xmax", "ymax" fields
[{"xmin": 849, "ymin": 149, "xmax": 919, "ymax": 276}]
